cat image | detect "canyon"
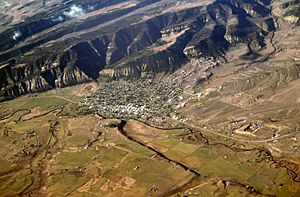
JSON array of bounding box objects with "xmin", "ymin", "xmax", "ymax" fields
[
  {"xmin": 0, "ymin": 0, "xmax": 300, "ymax": 196},
  {"xmin": 1, "ymin": 0, "xmax": 296, "ymax": 100}
]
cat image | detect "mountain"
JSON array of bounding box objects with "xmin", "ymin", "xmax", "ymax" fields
[
  {"xmin": 1, "ymin": 1, "xmax": 300, "ymax": 196},
  {"xmin": 1, "ymin": 0, "xmax": 298, "ymax": 100}
]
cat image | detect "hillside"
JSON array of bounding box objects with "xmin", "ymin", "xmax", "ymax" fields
[{"xmin": 1, "ymin": 0, "xmax": 298, "ymax": 100}]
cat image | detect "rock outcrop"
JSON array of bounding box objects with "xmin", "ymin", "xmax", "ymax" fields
[{"xmin": 0, "ymin": 0, "xmax": 281, "ymax": 100}]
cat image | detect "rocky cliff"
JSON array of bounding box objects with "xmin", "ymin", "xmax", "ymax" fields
[{"xmin": 0, "ymin": 0, "xmax": 295, "ymax": 100}]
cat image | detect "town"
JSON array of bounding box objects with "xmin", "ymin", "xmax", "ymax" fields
[{"xmin": 84, "ymin": 75, "xmax": 185, "ymax": 124}]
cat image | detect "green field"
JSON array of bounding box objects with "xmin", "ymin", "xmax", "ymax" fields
[{"xmin": 0, "ymin": 95, "xmax": 300, "ymax": 196}]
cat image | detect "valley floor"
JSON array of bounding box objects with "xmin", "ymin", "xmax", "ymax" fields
[
  {"xmin": 0, "ymin": 76, "xmax": 300, "ymax": 196},
  {"xmin": 0, "ymin": 0, "xmax": 300, "ymax": 196}
]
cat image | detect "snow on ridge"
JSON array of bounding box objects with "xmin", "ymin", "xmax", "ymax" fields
[{"xmin": 63, "ymin": 5, "xmax": 85, "ymax": 18}]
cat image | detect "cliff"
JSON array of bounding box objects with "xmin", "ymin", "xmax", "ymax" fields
[{"xmin": 0, "ymin": 0, "xmax": 289, "ymax": 100}]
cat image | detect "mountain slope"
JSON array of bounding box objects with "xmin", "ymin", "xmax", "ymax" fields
[{"xmin": 0, "ymin": 0, "xmax": 297, "ymax": 100}]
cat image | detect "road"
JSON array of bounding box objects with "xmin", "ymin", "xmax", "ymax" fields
[
  {"xmin": 182, "ymin": 121, "xmax": 299, "ymax": 143},
  {"xmin": 3, "ymin": 93, "xmax": 299, "ymax": 144}
]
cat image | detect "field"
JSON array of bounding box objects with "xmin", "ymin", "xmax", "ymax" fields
[
  {"xmin": 0, "ymin": 91, "xmax": 299, "ymax": 196},
  {"xmin": 0, "ymin": 0, "xmax": 299, "ymax": 196},
  {"xmin": 0, "ymin": 95, "xmax": 194, "ymax": 196}
]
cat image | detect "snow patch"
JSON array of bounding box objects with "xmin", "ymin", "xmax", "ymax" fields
[
  {"xmin": 12, "ymin": 31, "xmax": 22, "ymax": 40},
  {"xmin": 63, "ymin": 5, "xmax": 85, "ymax": 18},
  {"xmin": 52, "ymin": 15, "xmax": 64, "ymax": 22}
]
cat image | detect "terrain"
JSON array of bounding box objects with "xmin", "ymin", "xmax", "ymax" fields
[
  {"xmin": 0, "ymin": 0, "xmax": 291, "ymax": 100},
  {"xmin": 0, "ymin": 0, "xmax": 300, "ymax": 196}
]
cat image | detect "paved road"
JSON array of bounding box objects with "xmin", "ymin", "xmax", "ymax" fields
[
  {"xmin": 183, "ymin": 121, "xmax": 299, "ymax": 143},
  {"xmin": 3, "ymin": 94, "xmax": 299, "ymax": 144}
]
